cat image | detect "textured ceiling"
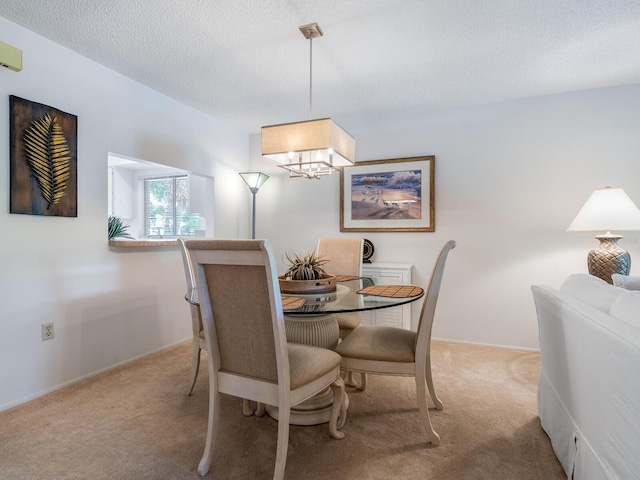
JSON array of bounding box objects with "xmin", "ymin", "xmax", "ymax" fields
[{"xmin": 2, "ymin": 0, "xmax": 639, "ymax": 134}]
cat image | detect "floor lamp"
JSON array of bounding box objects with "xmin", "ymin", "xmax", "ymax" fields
[{"xmin": 239, "ymin": 172, "xmax": 269, "ymax": 239}]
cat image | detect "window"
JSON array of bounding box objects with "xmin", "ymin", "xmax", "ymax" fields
[
  {"xmin": 144, "ymin": 175, "xmax": 199, "ymax": 237},
  {"xmin": 108, "ymin": 152, "xmax": 214, "ymax": 240}
]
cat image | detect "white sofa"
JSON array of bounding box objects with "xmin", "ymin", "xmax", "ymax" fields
[{"xmin": 531, "ymin": 274, "xmax": 640, "ymax": 480}]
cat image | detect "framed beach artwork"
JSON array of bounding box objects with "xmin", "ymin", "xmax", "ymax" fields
[{"xmin": 340, "ymin": 156, "xmax": 434, "ymax": 232}]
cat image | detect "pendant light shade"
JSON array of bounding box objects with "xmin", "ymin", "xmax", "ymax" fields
[
  {"xmin": 261, "ymin": 118, "xmax": 355, "ymax": 178},
  {"xmin": 261, "ymin": 23, "xmax": 356, "ymax": 179}
]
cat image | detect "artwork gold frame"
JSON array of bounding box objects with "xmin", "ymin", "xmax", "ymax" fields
[
  {"xmin": 340, "ymin": 156, "xmax": 434, "ymax": 232},
  {"xmin": 9, "ymin": 95, "xmax": 78, "ymax": 217}
]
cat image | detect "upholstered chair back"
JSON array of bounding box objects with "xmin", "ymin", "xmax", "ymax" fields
[
  {"xmin": 317, "ymin": 238, "xmax": 364, "ymax": 277},
  {"xmin": 186, "ymin": 239, "xmax": 285, "ymax": 384}
]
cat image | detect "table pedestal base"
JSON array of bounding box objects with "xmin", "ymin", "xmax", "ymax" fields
[
  {"xmin": 267, "ymin": 314, "xmax": 343, "ymax": 425},
  {"xmin": 265, "ymin": 387, "xmax": 335, "ymax": 425}
]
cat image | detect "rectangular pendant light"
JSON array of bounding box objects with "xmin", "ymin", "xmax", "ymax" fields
[
  {"xmin": 261, "ymin": 118, "xmax": 355, "ymax": 178},
  {"xmin": 261, "ymin": 23, "xmax": 356, "ymax": 179}
]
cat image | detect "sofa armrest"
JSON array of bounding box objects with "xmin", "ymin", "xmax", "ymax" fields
[{"xmin": 532, "ymin": 284, "xmax": 640, "ymax": 480}]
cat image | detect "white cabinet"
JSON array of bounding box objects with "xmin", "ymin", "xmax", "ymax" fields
[{"xmin": 361, "ymin": 262, "xmax": 413, "ymax": 330}]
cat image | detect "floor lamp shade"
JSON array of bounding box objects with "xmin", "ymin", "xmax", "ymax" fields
[
  {"xmin": 239, "ymin": 172, "xmax": 269, "ymax": 193},
  {"xmin": 567, "ymin": 187, "xmax": 640, "ymax": 283}
]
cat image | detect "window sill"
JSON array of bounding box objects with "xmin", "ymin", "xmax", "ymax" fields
[{"xmin": 108, "ymin": 239, "xmax": 179, "ymax": 247}]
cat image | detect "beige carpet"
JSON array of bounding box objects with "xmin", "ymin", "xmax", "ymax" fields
[{"xmin": 0, "ymin": 341, "xmax": 564, "ymax": 479}]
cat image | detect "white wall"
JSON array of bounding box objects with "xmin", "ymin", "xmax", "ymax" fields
[
  {"xmin": 250, "ymin": 83, "xmax": 640, "ymax": 350},
  {"xmin": 0, "ymin": 17, "xmax": 251, "ymax": 411}
]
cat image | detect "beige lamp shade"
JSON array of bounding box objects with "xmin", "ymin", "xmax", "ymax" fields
[
  {"xmin": 567, "ymin": 187, "xmax": 640, "ymax": 232},
  {"xmin": 261, "ymin": 118, "xmax": 355, "ymax": 179}
]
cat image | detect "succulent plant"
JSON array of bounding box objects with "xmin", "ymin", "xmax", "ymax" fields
[{"xmin": 283, "ymin": 251, "xmax": 328, "ymax": 280}]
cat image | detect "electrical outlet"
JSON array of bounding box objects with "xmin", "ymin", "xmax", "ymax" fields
[{"xmin": 42, "ymin": 323, "xmax": 54, "ymax": 341}]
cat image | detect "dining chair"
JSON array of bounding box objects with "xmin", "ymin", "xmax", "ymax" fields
[
  {"xmin": 185, "ymin": 239, "xmax": 347, "ymax": 479},
  {"xmin": 178, "ymin": 239, "xmax": 256, "ymax": 416},
  {"xmin": 316, "ymin": 237, "xmax": 365, "ymax": 338},
  {"xmin": 178, "ymin": 238, "xmax": 206, "ymax": 397},
  {"xmin": 316, "ymin": 237, "xmax": 365, "ymax": 387},
  {"xmin": 335, "ymin": 240, "xmax": 456, "ymax": 446}
]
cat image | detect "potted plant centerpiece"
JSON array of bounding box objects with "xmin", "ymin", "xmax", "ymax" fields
[{"xmin": 279, "ymin": 251, "xmax": 337, "ymax": 294}]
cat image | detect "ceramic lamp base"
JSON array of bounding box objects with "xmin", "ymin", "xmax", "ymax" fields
[{"xmin": 587, "ymin": 234, "xmax": 630, "ymax": 284}]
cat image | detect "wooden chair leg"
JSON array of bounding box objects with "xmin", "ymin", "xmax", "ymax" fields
[
  {"xmin": 426, "ymin": 354, "xmax": 443, "ymax": 410},
  {"xmin": 345, "ymin": 371, "xmax": 357, "ymax": 387},
  {"xmin": 198, "ymin": 389, "xmax": 221, "ymax": 476},
  {"xmin": 329, "ymin": 377, "xmax": 347, "ymax": 438},
  {"xmin": 273, "ymin": 400, "xmax": 291, "ymax": 480},
  {"xmin": 255, "ymin": 402, "xmax": 266, "ymax": 417},
  {"xmin": 242, "ymin": 399, "xmax": 255, "ymax": 416},
  {"xmin": 415, "ymin": 374, "xmax": 440, "ymax": 446},
  {"xmin": 186, "ymin": 345, "xmax": 201, "ymax": 396},
  {"xmin": 357, "ymin": 373, "xmax": 367, "ymax": 391}
]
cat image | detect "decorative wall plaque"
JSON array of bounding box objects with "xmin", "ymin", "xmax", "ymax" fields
[
  {"xmin": 9, "ymin": 95, "xmax": 78, "ymax": 217},
  {"xmin": 363, "ymin": 238, "xmax": 375, "ymax": 263}
]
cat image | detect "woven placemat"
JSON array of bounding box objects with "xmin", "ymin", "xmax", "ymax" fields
[
  {"xmin": 335, "ymin": 275, "xmax": 363, "ymax": 282},
  {"xmin": 281, "ymin": 296, "xmax": 305, "ymax": 311},
  {"xmin": 357, "ymin": 285, "xmax": 424, "ymax": 298}
]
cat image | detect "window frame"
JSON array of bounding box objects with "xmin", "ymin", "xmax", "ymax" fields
[{"xmin": 143, "ymin": 174, "xmax": 195, "ymax": 238}]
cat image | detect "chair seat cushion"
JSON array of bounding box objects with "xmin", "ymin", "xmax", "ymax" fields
[
  {"xmin": 335, "ymin": 325, "xmax": 416, "ymax": 363},
  {"xmin": 288, "ymin": 343, "xmax": 341, "ymax": 389}
]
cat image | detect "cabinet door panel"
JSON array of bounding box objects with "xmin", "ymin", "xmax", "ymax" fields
[
  {"xmin": 377, "ymin": 307, "xmax": 403, "ymax": 327},
  {"xmin": 360, "ymin": 263, "xmax": 413, "ymax": 329},
  {"xmin": 359, "ymin": 311, "xmax": 374, "ymax": 326}
]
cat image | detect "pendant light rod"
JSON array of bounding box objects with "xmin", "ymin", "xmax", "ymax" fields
[
  {"xmin": 309, "ymin": 35, "xmax": 313, "ymax": 119},
  {"xmin": 299, "ymin": 23, "xmax": 323, "ymax": 120}
]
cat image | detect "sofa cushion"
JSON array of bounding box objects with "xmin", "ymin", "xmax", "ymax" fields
[
  {"xmin": 560, "ymin": 273, "xmax": 625, "ymax": 313},
  {"xmin": 611, "ymin": 274, "xmax": 640, "ymax": 291},
  {"xmin": 609, "ymin": 290, "xmax": 640, "ymax": 328}
]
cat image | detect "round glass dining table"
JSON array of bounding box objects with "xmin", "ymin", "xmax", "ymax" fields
[{"xmin": 185, "ymin": 276, "xmax": 424, "ymax": 316}]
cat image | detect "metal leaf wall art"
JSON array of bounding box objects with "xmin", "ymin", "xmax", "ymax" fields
[
  {"xmin": 9, "ymin": 96, "xmax": 77, "ymax": 217},
  {"xmin": 23, "ymin": 114, "xmax": 72, "ymax": 209}
]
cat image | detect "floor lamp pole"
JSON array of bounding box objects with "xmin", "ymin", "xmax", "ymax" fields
[{"xmin": 250, "ymin": 189, "xmax": 257, "ymax": 239}]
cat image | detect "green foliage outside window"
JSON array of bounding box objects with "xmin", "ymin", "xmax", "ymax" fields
[{"xmin": 145, "ymin": 175, "xmax": 199, "ymax": 237}]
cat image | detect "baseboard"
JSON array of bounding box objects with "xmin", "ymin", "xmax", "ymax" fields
[
  {"xmin": 433, "ymin": 336, "xmax": 540, "ymax": 353},
  {"xmin": 0, "ymin": 337, "xmax": 191, "ymax": 413}
]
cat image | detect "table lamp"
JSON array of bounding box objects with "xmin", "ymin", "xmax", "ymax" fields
[
  {"xmin": 239, "ymin": 172, "xmax": 269, "ymax": 239},
  {"xmin": 567, "ymin": 187, "xmax": 640, "ymax": 283}
]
